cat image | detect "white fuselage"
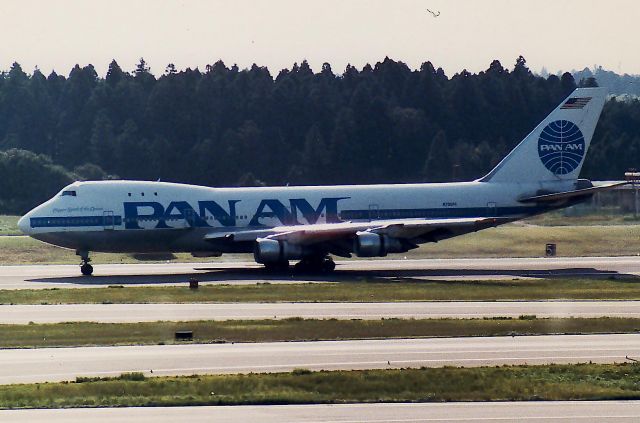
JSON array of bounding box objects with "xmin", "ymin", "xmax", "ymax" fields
[{"xmin": 18, "ymin": 179, "xmax": 573, "ymax": 255}]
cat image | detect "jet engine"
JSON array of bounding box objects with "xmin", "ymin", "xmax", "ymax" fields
[
  {"xmin": 353, "ymin": 232, "xmax": 408, "ymax": 257},
  {"xmin": 254, "ymin": 238, "xmax": 305, "ymax": 263}
]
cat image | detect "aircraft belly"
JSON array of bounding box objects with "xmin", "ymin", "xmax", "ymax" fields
[{"xmin": 31, "ymin": 228, "xmax": 227, "ymax": 254}]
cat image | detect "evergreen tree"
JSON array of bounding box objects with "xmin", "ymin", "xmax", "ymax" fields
[
  {"xmin": 0, "ymin": 56, "xmax": 633, "ymax": 213},
  {"xmin": 424, "ymin": 130, "xmax": 452, "ymax": 182}
]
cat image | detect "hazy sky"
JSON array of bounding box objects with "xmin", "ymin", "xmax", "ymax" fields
[{"xmin": 0, "ymin": 0, "xmax": 638, "ymax": 77}]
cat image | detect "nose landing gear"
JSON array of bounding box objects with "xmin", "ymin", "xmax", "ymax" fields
[
  {"xmin": 77, "ymin": 250, "xmax": 93, "ymax": 276},
  {"xmin": 81, "ymin": 262, "xmax": 93, "ymax": 276}
]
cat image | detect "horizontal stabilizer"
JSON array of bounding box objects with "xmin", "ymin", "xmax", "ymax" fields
[{"xmin": 518, "ymin": 181, "xmax": 627, "ymax": 203}]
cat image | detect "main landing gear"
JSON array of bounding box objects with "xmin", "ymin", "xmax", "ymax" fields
[
  {"xmin": 294, "ymin": 256, "xmax": 336, "ymax": 273},
  {"xmin": 264, "ymin": 260, "xmax": 290, "ymax": 272},
  {"xmin": 263, "ymin": 256, "xmax": 336, "ymax": 274},
  {"xmin": 77, "ymin": 250, "xmax": 93, "ymax": 276}
]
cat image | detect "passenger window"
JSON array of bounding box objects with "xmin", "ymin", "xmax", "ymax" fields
[{"xmin": 61, "ymin": 190, "xmax": 77, "ymax": 197}]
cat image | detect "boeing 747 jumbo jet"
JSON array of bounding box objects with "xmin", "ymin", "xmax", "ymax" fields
[{"xmin": 19, "ymin": 87, "xmax": 620, "ymax": 275}]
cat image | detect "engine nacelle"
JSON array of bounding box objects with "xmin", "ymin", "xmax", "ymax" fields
[
  {"xmin": 253, "ymin": 238, "xmax": 304, "ymax": 263},
  {"xmin": 353, "ymin": 232, "xmax": 407, "ymax": 257}
]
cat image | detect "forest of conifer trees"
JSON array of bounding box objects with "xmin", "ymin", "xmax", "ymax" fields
[{"xmin": 0, "ymin": 55, "xmax": 638, "ymax": 214}]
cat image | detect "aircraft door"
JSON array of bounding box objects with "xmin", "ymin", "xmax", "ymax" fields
[
  {"xmin": 103, "ymin": 210, "xmax": 114, "ymax": 230},
  {"xmin": 487, "ymin": 202, "xmax": 497, "ymax": 217},
  {"xmin": 369, "ymin": 204, "xmax": 380, "ymax": 221}
]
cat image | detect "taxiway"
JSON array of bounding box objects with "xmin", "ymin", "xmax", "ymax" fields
[
  {"xmin": 1, "ymin": 256, "xmax": 639, "ymax": 289},
  {"xmin": 2, "ymin": 401, "xmax": 639, "ymax": 422},
  {"xmin": 1, "ymin": 334, "xmax": 638, "ymax": 384},
  {"xmin": 4, "ymin": 300, "xmax": 640, "ymax": 323}
]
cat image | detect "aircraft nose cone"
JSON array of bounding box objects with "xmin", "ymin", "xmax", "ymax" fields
[{"xmin": 17, "ymin": 214, "xmax": 30, "ymax": 235}]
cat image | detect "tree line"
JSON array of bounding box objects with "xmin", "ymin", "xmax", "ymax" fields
[
  {"xmin": 0, "ymin": 56, "xmax": 639, "ymax": 213},
  {"xmin": 573, "ymin": 66, "xmax": 640, "ymax": 97}
]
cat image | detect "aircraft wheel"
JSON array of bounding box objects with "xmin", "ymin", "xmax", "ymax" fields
[
  {"xmin": 322, "ymin": 258, "xmax": 336, "ymax": 272},
  {"xmin": 295, "ymin": 257, "xmax": 336, "ymax": 273},
  {"xmin": 294, "ymin": 260, "xmax": 309, "ymax": 272},
  {"xmin": 264, "ymin": 260, "xmax": 289, "ymax": 272},
  {"xmin": 81, "ymin": 263, "xmax": 93, "ymax": 276}
]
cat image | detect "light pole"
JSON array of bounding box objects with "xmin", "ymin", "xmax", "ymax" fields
[{"xmin": 625, "ymin": 169, "xmax": 640, "ymax": 219}]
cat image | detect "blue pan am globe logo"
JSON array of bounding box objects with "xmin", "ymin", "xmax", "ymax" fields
[{"xmin": 538, "ymin": 120, "xmax": 585, "ymax": 175}]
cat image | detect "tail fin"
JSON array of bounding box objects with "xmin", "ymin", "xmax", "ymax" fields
[{"xmin": 481, "ymin": 87, "xmax": 607, "ymax": 183}]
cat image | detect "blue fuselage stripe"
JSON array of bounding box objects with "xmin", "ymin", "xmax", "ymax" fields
[{"xmin": 339, "ymin": 206, "xmax": 545, "ymax": 220}]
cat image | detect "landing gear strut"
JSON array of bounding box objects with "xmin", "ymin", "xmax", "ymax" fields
[
  {"xmin": 77, "ymin": 250, "xmax": 93, "ymax": 276},
  {"xmin": 264, "ymin": 260, "xmax": 290, "ymax": 272},
  {"xmin": 294, "ymin": 256, "xmax": 336, "ymax": 273}
]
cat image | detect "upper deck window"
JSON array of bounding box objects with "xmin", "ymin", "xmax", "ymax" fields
[{"xmin": 61, "ymin": 190, "xmax": 77, "ymax": 197}]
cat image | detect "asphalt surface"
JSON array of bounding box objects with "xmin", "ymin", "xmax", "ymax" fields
[
  {"xmin": 2, "ymin": 402, "xmax": 640, "ymax": 422},
  {"xmin": 2, "ymin": 256, "xmax": 640, "ymax": 289},
  {"xmin": 1, "ymin": 334, "xmax": 638, "ymax": 384},
  {"xmin": 5, "ymin": 300, "xmax": 640, "ymax": 323}
]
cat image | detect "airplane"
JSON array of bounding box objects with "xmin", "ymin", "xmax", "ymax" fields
[{"xmin": 18, "ymin": 87, "xmax": 621, "ymax": 276}]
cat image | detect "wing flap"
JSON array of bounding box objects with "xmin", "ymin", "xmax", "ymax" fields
[{"xmin": 204, "ymin": 217, "xmax": 505, "ymax": 245}]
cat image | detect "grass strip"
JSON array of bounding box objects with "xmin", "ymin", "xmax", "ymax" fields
[
  {"xmin": 6, "ymin": 278, "xmax": 640, "ymax": 304},
  {"xmin": 2, "ymin": 317, "xmax": 640, "ymax": 348},
  {"xmin": 0, "ymin": 215, "xmax": 20, "ymax": 236},
  {"xmin": 525, "ymin": 211, "xmax": 640, "ymax": 226},
  {"xmin": 3, "ymin": 363, "xmax": 640, "ymax": 409}
]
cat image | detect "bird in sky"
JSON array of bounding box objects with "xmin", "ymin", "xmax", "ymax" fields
[{"xmin": 426, "ymin": 8, "xmax": 440, "ymax": 18}]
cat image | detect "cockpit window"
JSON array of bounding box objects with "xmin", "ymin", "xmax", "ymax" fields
[{"xmin": 61, "ymin": 190, "xmax": 77, "ymax": 197}]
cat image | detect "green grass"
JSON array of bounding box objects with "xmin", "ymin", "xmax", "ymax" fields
[
  {"xmin": 0, "ymin": 215, "xmax": 20, "ymax": 236},
  {"xmin": 523, "ymin": 210, "xmax": 640, "ymax": 226},
  {"xmin": 2, "ymin": 317, "xmax": 640, "ymax": 348},
  {"xmin": 3, "ymin": 363, "xmax": 640, "ymax": 408},
  {"xmin": 6, "ymin": 278, "xmax": 640, "ymax": 304},
  {"xmin": 410, "ymin": 224, "xmax": 640, "ymax": 258}
]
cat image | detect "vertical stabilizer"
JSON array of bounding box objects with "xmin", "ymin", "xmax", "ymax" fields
[{"xmin": 481, "ymin": 87, "xmax": 606, "ymax": 183}]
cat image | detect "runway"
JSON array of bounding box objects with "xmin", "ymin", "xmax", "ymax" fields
[
  {"xmin": 5, "ymin": 300, "xmax": 640, "ymax": 323},
  {"xmin": 1, "ymin": 334, "xmax": 638, "ymax": 384},
  {"xmin": 1, "ymin": 256, "xmax": 640, "ymax": 290},
  {"xmin": 2, "ymin": 401, "xmax": 640, "ymax": 422}
]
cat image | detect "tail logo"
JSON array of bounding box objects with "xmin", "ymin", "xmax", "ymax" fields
[{"xmin": 538, "ymin": 120, "xmax": 585, "ymax": 175}]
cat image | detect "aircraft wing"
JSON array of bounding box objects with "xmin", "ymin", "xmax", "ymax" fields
[
  {"xmin": 518, "ymin": 181, "xmax": 627, "ymax": 203},
  {"xmin": 204, "ymin": 217, "xmax": 506, "ymax": 246}
]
